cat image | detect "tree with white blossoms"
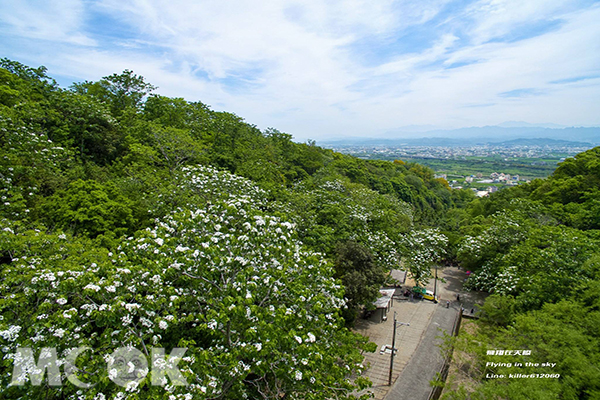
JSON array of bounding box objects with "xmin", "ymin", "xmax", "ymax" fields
[
  {"xmin": 462, "ymin": 220, "xmax": 600, "ymax": 310},
  {"xmin": 401, "ymin": 229, "xmax": 448, "ymax": 287},
  {"xmin": 0, "ymin": 167, "xmax": 374, "ymax": 399},
  {"xmin": 365, "ymin": 231, "xmax": 402, "ymax": 271},
  {"xmin": 456, "ymin": 211, "xmax": 529, "ymax": 271},
  {"xmin": 281, "ymin": 177, "xmax": 411, "ymax": 324}
]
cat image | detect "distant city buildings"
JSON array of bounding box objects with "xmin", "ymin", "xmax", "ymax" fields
[
  {"xmin": 325, "ymin": 142, "xmax": 587, "ymax": 193},
  {"xmin": 327, "ymin": 142, "xmax": 588, "ymax": 162}
]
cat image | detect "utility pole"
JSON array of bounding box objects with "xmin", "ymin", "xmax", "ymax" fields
[
  {"xmin": 388, "ymin": 314, "xmax": 397, "ymax": 386},
  {"xmin": 388, "ymin": 312, "xmax": 410, "ymax": 386},
  {"xmin": 433, "ymin": 264, "xmax": 438, "ymax": 302}
]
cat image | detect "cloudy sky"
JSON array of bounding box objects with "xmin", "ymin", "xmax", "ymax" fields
[{"xmin": 1, "ymin": 0, "xmax": 599, "ymax": 141}]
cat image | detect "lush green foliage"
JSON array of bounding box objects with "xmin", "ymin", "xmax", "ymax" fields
[
  {"xmin": 334, "ymin": 240, "xmax": 385, "ymax": 324},
  {"xmin": 468, "ymin": 146, "xmax": 600, "ymax": 230},
  {"xmin": 6, "ymin": 58, "xmax": 598, "ymax": 399},
  {"xmin": 445, "ymin": 138, "xmax": 600, "ymax": 398},
  {"xmin": 458, "ymin": 199, "xmax": 600, "ymax": 312},
  {"xmin": 0, "ymin": 167, "xmax": 373, "ymax": 399},
  {"xmin": 401, "ymin": 228, "xmax": 448, "ymax": 287},
  {"xmin": 443, "ymin": 291, "xmax": 600, "ymax": 399},
  {"xmin": 0, "ymin": 59, "xmax": 460, "ymax": 398}
]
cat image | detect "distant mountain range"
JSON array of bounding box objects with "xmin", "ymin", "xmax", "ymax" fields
[
  {"xmin": 319, "ymin": 126, "xmax": 600, "ymax": 147},
  {"xmin": 495, "ymin": 138, "xmax": 592, "ymax": 147},
  {"xmin": 495, "ymin": 121, "xmax": 568, "ymax": 129}
]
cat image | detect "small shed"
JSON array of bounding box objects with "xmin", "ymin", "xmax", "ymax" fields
[{"xmin": 371, "ymin": 289, "xmax": 395, "ymax": 323}]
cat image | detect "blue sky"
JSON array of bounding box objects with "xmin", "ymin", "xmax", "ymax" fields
[{"xmin": 1, "ymin": 0, "xmax": 599, "ymax": 141}]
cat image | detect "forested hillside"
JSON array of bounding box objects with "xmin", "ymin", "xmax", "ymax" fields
[
  {"xmin": 443, "ymin": 147, "xmax": 600, "ymax": 399},
  {"xmin": 0, "ymin": 59, "xmax": 456, "ymax": 399},
  {"xmin": 2, "ymin": 59, "xmax": 599, "ymax": 400}
]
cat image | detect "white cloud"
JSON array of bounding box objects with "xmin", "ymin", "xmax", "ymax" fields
[
  {"xmin": 0, "ymin": 0, "xmax": 598, "ymax": 140},
  {"xmin": 324, "ymin": 2, "xmax": 600, "ymax": 132},
  {"xmin": 0, "ymin": 0, "xmax": 95, "ymax": 46},
  {"xmin": 463, "ymin": 0, "xmax": 574, "ymax": 44}
]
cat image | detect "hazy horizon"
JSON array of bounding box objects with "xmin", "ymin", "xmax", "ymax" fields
[{"xmin": 2, "ymin": 1, "xmax": 599, "ymax": 141}]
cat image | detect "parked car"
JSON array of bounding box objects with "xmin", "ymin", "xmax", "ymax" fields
[
  {"xmin": 422, "ymin": 290, "xmax": 437, "ymax": 303},
  {"xmin": 412, "ymin": 286, "xmax": 438, "ymax": 303}
]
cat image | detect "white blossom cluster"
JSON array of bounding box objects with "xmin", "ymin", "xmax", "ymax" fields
[
  {"xmin": 178, "ymin": 165, "xmax": 268, "ymax": 207},
  {"xmin": 319, "ymin": 180, "xmax": 345, "ymax": 192},
  {"xmin": 462, "ymin": 216, "xmax": 597, "ymax": 299},
  {"xmin": 314, "ymin": 179, "xmax": 413, "ymax": 225},
  {"xmin": 400, "ymin": 228, "xmax": 448, "ymax": 285},
  {"xmin": 402, "ymin": 228, "xmax": 448, "ymax": 266},
  {"xmin": 0, "ymin": 167, "xmax": 365, "ymax": 399},
  {"xmin": 457, "ymin": 213, "xmax": 527, "ymax": 262},
  {"xmin": 291, "ymin": 178, "xmax": 412, "ymax": 271},
  {"xmin": 367, "ymin": 231, "xmax": 401, "ymax": 268},
  {"xmin": 467, "ymin": 263, "xmax": 520, "ymax": 294},
  {"xmin": 338, "ymin": 181, "xmax": 417, "ymax": 272},
  {"xmin": 458, "ymin": 212, "xmax": 531, "ymax": 293}
]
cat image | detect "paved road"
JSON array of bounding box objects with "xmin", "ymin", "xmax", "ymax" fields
[
  {"xmin": 384, "ymin": 266, "xmax": 487, "ymax": 400},
  {"xmin": 355, "ymin": 267, "xmax": 487, "ymax": 400},
  {"xmin": 354, "ymin": 296, "xmax": 438, "ymax": 399},
  {"xmin": 384, "ymin": 304, "xmax": 458, "ymax": 400}
]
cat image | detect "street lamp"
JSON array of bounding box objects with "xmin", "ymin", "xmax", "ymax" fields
[{"xmin": 388, "ymin": 312, "xmax": 410, "ymax": 386}]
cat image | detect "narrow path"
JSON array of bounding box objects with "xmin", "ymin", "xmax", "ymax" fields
[
  {"xmin": 383, "ymin": 266, "xmax": 488, "ymax": 400},
  {"xmin": 384, "ymin": 304, "xmax": 457, "ymax": 400},
  {"xmin": 354, "ymin": 296, "xmax": 437, "ymax": 399}
]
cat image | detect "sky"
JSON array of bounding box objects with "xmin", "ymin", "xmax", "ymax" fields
[{"xmin": 1, "ymin": 0, "xmax": 600, "ymax": 142}]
